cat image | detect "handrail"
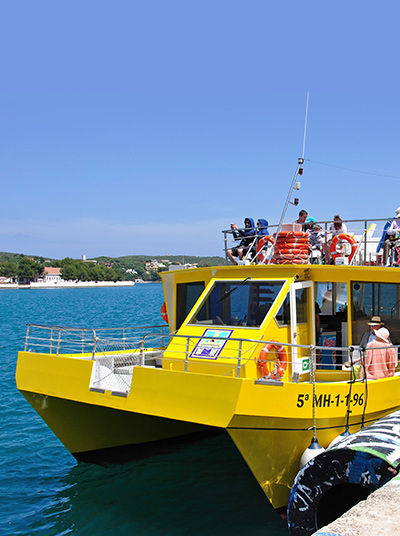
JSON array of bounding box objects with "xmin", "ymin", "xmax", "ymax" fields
[
  {"xmin": 23, "ymin": 323, "xmax": 169, "ymax": 357},
  {"xmin": 25, "ymin": 323, "xmax": 166, "ymax": 331},
  {"xmin": 222, "ymin": 216, "xmax": 392, "ymax": 266},
  {"xmin": 169, "ymin": 332, "xmax": 352, "ymax": 351},
  {"xmin": 26, "ymin": 323, "xmax": 400, "ymax": 354},
  {"xmin": 222, "ymin": 216, "xmax": 392, "ymax": 235},
  {"xmin": 22, "ymin": 324, "xmax": 400, "ymax": 383}
]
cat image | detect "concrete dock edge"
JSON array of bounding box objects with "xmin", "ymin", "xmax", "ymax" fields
[{"xmin": 313, "ymin": 475, "xmax": 400, "ymax": 536}]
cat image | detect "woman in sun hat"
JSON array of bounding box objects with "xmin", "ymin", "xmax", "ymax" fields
[{"xmin": 361, "ymin": 327, "xmax": 396, "ymax": 380}]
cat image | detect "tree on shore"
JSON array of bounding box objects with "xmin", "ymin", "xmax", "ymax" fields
[
  {"xmin": 0, "ymin": 261, "xmax": 17, "ymax": 278},
  {"xmin": 17, "ymin": 257, "xmax": 44, "ymax": 282},
  {"xmin": 60, "ymin": 258, "xmax": 123, "ymax": 282}
]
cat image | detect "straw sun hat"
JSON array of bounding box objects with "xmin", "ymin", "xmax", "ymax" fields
[{"xmin": 368, "ymin": 316, "xmax": 383, "ymax": 326}]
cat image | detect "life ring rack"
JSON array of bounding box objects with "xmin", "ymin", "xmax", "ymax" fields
[
  {"xmin": 256, "ymin": 341, "xmax": 287, "ymax": 380},
  {"xmin": 330, "ymin": 233, "xmax": 357, "ymax": 263},
  {"xmin": 256, "ymin": 235, "xmax": 274, "ymax": 263}
]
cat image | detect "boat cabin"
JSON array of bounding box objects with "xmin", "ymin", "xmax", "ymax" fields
[{"xmin": 161, "ymin": 264, "xmax": 400, "ymax": 381}]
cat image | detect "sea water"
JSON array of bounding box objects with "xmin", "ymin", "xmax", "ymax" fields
[{"xmin": 0, "ymin": 285, "xmax": 288, "ymax": 535}]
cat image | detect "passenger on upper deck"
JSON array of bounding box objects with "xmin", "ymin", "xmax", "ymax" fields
[
  {"xmin": 329, "ymin": 215, "xmax": 347, "ymax": 236},
  {"xmin": 227, "ymin": 217, "xmax": 256, "ymax": 265},
  {"xmin": 309, "ymin": 223, "xmax": 324, "ymax": 251},
  {"xmin": 361, "ymin": 327, "xmax": 396, "ymax": 380},
  {"xmin": 386, "ymin": 207, "xmax": 400, "ymax": 239},
  {"xmin": 304, "ymin": 217, "xmax": 315, "ymax": 232},
  {"xmin": 257, "ymin": 218, "xmax": 269, "ymax": 236},
  {"xmin": 294, "ymin": 210, "xmax": 308, "ymax": 231},
  {"xmin": 386, "ymin": 208, "xmax": 400, "ymax": 266},
  {"xmin": 324, "ymin": 215, "xmax": 348, "ymax": 262}
]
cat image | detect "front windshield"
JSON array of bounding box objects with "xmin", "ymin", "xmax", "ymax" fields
[{"xmin": 188, "ymin": 280, "xmax": 285, "ymax": 328}]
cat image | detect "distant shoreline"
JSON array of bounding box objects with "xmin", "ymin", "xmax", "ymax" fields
[{"xmin": 0, "ymin": 281, "xmax": 136, "ymax": 289}]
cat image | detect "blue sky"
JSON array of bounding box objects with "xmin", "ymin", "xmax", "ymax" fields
[{"xmin": 1, "ymin": 0, "xmax": 400, "ymax": 259}]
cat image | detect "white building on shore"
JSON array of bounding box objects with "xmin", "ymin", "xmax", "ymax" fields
[{"xmin": 42, "ymin": 267, "xmax": 63, "ymax": 284}]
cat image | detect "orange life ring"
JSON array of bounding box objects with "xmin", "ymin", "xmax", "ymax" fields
[
  {"xmin": 274, "ymin": 259, "xmax": 309, "ymax": 264},
  {"xmin": 276, "ymin": 248, "xmax": 308, "ymax": 255},
  {"xmin": 161, "ymin": 301, "xmax": 169, "ymax": 323},
  {"xmin": 256, "ymin": 341, "xmax": 287, "ymax": 379},
  {"xmin": 276, "ymin": 231, "xmax": 309, "ymax": 239},
  {"xmin": 256, "ymin": 235, "xmax": 274, "ymax": 262},
  {"xmin": 274, "ymin": 251, "xmax": 309, "ymax": 258},
  {"xmin": 330, "ymin": 233, "xmax": 357, "ymax": 263},
  {"xmin": 276, "ymin": 238, "xmax": 309, "ymax": 245}
]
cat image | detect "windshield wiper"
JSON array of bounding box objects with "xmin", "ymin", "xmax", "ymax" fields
[{"xmin": 216, "ymin": 277, "xmax": 251, "ymax": 304}]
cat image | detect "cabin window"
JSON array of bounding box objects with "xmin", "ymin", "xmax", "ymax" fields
[
  {"xmin": 188, "ymin": 280, "xmax": 285, "ymax": 328},
  {"xmin": 295, "ymin": 287, "xmax": 308, "ymax": 324},
  {"xmin": 176, "ymin": 282, "xmax": 205, "ymax": 329},
  {"xmin": 315, "ymin": 282, "xmax": 347, "ymax": 316},
  {"xmin": 315, "ymin": 282, "xmax": 348, "ymax": 366},
  {"xmin": 351, "ymin": 281, "xmax": 400, "ymax": 345},
  {"xmin": 275, "ymin": 288, "xmax": 308, "ymax": 326},
  {"xmin": 275, "ymin": 294, "xmax": 290, "ymax": 326}
]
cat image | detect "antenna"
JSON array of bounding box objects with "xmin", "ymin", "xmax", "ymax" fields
[
  {"xmin": 267, "ymin": 93, "xmax": 310, "ymax": 264},
  {"xmin": 301, "ymin": 91, "xmax": 310, "ymax": 160}
]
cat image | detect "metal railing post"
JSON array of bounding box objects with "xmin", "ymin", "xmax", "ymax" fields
[
  {"xmin": 49, "ymin": 328, "xmax": 53, "ymax": 354},
  {"xmin": 81, "ymin": 329, "xmax": 84, "ymax": 354},
  {"xmin": 348, "ymin": 346, "xmax": 355, "ymax": 382},
  {"xmin": 92, "ymin": 330, "xmax": 97, "ymax": 360},
  {"xmin": 363, "ymin": 220, "xmax": 368, "ymax": 264},
  {"xmin": 224, "ymin": 231, "xmax": 228, "ymax": 263},
  {"xmin": 161, "ymin": 325, "xmax": 165, "ymax": 348},
  {"xmin": 309, "ymin": 345, "xmax": 316, "ymax": 384},
  {"xmin": 324, "ymin": 222, "xmax": 329, "ymax": 263},
  {"xmin": 236, "ymin": 340, "xmax": 243, "ymax": 378},
  {"xmin": 123, "ymin": 327, "xmax": 126, "ymax": 350},
  {"xmin": 24, "ymin": 325, "xmax": 31, "ymax": 351},
  {"xmin": 184, "ymin": 337, "xmax": 190, "ymax": 372},
  {"xmin": 140, "ymin": 335, "xmax": 147, "ymax": 366},
  {"xmin": 56, "ymin": 328, "xmax": 62, "ymax": 355}
]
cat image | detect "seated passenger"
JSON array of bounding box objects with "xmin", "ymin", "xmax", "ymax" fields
[
  {"xmin": 385, "ymin": 207, "xmax": 400, "ymax": 239},
  {"xmin": 309, "ymin": 224, "xmax": 324, "ymax": 251},
  {"xmin": 304, "ymin": 217, "xmax": 315, "ymax": 232},
  {"xmin": 253, "ymin": 218, "xmax": 270, "ymax": 263},
  {"xmin": 329, "ymin": 215, "xmax": 347, "ymax": 236},
  {"xmin": 361, "ymin": 327, "xmax": 396, "ymax": 380},
  {"xmin": 309, "ymin": 223, "xmax": 324, "ymax": 246},
  {"xmin": 227, "ymin": 217, "xmax": 256, "ymax": 265},
  {"xmin": 386, "ymin": 207, "xmax": 400, "ymax": 266},
  {"xmin": 325, "ymin": 215, "xmax": 348, "ymax": 262},
  {"xmin": 257, "ymin": 218, "xmax": 269, "ymax": 236}
]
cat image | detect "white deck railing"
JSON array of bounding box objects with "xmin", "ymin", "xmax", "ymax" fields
[
  {"xmin": 222, "ymin": 217, "xmax": 395, "ymax": 266},
  {"xmin": 22, "ymin": 324, "xmax": 399, "ymax": 385},
  {"xmin": 24, "ymin": 323, "xmax": 169, "ymax": 356}
]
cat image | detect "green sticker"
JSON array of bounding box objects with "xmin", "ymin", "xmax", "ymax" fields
[{"xmin": 302, "ymin": 358, "xmax": 310, "ymax": 371}]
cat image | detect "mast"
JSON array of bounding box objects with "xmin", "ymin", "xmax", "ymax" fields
[{"xmin": 267, "ymin": 92, "xmax": 310, "ymax": 263}]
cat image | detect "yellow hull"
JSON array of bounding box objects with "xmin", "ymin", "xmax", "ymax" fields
[
  {"xmin": 20, "ymin": 390, "xmax": 206, "ymax": 456},
  {"xmin": 16, "ymin": 349, "xmax": 400, "ymax": 508}
]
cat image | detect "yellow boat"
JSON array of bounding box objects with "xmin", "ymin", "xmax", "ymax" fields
[{"xmin": 16, "ymin": 256, "xmax": 400, "ymax": 509}]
